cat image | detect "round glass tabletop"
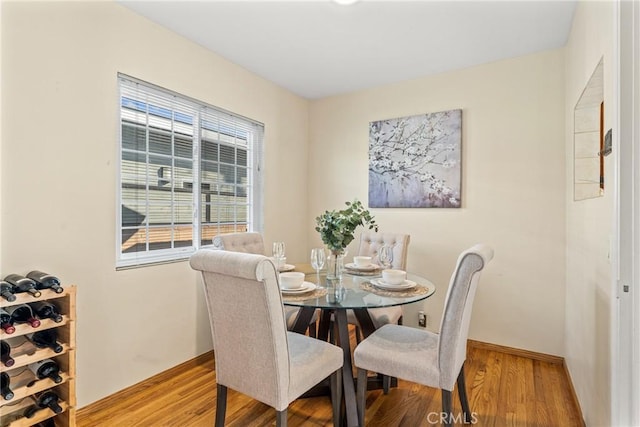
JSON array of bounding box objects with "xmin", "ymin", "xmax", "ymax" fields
[{"xmin": 282, "ymin": 270, "xmax": 436, "ymax": 309}]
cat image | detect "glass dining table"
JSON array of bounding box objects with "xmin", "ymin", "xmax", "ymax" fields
[{"xmin": 283, "ymin": 266, "xmax": 436, "ymax": 427}]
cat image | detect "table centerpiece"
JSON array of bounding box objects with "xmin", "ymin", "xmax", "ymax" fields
[{"xmin": 315, "ymin": 199, "xmax": 378, "ymax": 281}]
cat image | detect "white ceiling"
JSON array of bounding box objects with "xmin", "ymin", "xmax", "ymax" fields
[{"xmin": 120, "ymin": 0, "xmax": 577, "ymax": 100}]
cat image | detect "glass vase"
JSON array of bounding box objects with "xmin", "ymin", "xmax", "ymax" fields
[
  {"xmin": 326, "ymin": 251, "xmax": 346, "ymax": 303},
  {"xmin": 326, "ymin": 251, "xmax": 345, "ymax": 281}
]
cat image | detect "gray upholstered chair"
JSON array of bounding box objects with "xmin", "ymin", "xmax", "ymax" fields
[
  {"xmin": 211, "ymin": 232, "xmax": 316, "ymax": 335},
  {"xmin": 347, "ymin": 231, "xmax": 411, "ymax": 337},
  {"xmin": 353, "ymin": 244, "xmax": 494, "ymax": 427},
  {"xmin": 190, "ymin": 250, "xmax": 343, "ymax": 427}
]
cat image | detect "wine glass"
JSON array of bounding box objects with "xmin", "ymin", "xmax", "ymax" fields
[
  {"xmin": 310, "ymin": 248, "xmax": 326, "ymax": 285},
  {"xmin": 272, "ymin": 242, "xmax": 286, "ymax": 270},
  {"xmin": 378, "ymin": 245, "xmax": 394, "ymax": 270}
]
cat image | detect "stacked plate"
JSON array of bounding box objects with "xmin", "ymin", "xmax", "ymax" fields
[
  {"xmin": 280, "ymin": 282, "xmax": 317, "ymax": 295},
  {"xmin": 345, "ymin": 262, "xmax": 381, "ymax": 273},
  {"xmin": 278, "ymin": 264, "xmax": 295, "ymax": 272},
  {"xmin": 370, "ymin": 278, "xmax": 417, "ymax": 291}
]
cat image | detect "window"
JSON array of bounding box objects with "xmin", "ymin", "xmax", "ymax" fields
[{"xmin": 117, "ymin": 75, "xmax": 263, "ymax": 268}]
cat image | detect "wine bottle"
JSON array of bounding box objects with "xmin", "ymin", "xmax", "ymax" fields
[
  {"xmin": 23, "ymin": 390, "xmax": 63, "ymax": 418},
  {"xmin": 4, "ymin": 274, "xmax": 41, "ymax": 298},
  {"xmin": 27, "ymin": 329, "xmax": 63, "ymax": 353},
  {"xmin": 1, "ymin": 340, "xmax": 15, "ymax": 367},
  {"xmin": 0, "ymin": 308, "xmax": 16, "ymax": 334},
  {"xmin": 0, "ymin": 280, "xmax": 16, "ymax": 302},
  {"xmin": 6, "ymin": 304, "xmax": 41, "ymax": 328},
  {"xmin": 32, "ymin": 419, "xmax": 56, "ymax": 427},
  {"xmin": 1, "ymin": 371, "xmax": 14, "ymax": 400},
  {"xmin": 28, "ymin": 358, "xmax": 63, "ymax": 384},
  {"xmin": 31, "ymin": 301, "xmax": 63, "ymax": 323},
  {"xmin": 26, "ymin": 270, "xmax": 64, "ymax": 294}
]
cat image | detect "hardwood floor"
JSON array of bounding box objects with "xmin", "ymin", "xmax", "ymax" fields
[{"xmin": 77, "ymin": 336, "xmax": 583, "ymax": 427}]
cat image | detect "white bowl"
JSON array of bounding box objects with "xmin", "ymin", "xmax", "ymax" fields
[
  {"xmin": 280, "ymin": 272, "xmax": 305, "ymax": 289},
  {"xmin": 382, "ymin": 269, "xmax": 406, "ymax": 285},
  {"xmin": 353, "ymin": 256, "xmax": 372, "ymax": 267}
]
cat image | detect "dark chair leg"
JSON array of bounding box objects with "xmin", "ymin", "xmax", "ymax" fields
[
  {"xmin": 356, "ymin": 368, "xmax": 368, "ymax": 427},
  {"xmin": 457, "ymin": 364, "xmax": 472, "ymax": 423},
  {"xmin": 308, "ymin": 322, "xmax": 317, "ymax": 338},
  {"xmin": 382, "ymin": 374, "xmax": 391, "ymax": 394},
  {"xmin": 330, "ymin": 321, "xmax": 339, "ymax": 344},
  {"xmin": 276, "ymin": 408, "xmax": 288, "ymax": 427},
  {"xmin": 441, "ymin": 389, "xmax": 453, "ymax": 427},
  {"xmin": 215, "ymin": 384, "xmax": 227, "ymax": 427},
  {"xmin": 331, "ymin": 368, "xmax": 343, "ymax": 427}
]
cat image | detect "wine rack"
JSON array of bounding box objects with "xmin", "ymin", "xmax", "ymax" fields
[{"xmin": 1, "ymin": 286, "xmax": 76, "ymax": 427}]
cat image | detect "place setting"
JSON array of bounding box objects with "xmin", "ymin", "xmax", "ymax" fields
[
  {"xmin": 279, "ymin": 272, "xmax": 326, "ymax": 300},
  {"xmin": 344, "ymin": 255, "xmax": 382, "ymax": 276},
  {"xmin": 362, "ymin": 269, "xmax": 430, "ymax": 297}
]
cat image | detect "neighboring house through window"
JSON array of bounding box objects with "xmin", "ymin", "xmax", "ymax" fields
[{"xmin": 118, "ymin": 74, "xmax": 263, "ymax": 268}]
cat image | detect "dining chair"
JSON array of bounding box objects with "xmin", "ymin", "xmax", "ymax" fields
[
  {"xmin": 347, "ymin": 231, "xmax": 411, "ymax": 339},
  {"xmin": 211, "ymin": 232, "xmax": 317, "ymax": 336},
  {"xmin": 353, "ymin": 244, "xmax": 494, "ymax": 427},
  {"xmin": 357, "ymin": 231, "xmax": 410, "ymax": 270},
  {"xmin": 212, "ymin": 231, "xmax": 265, "ymax": 254},
  {"xmin": 190, "ymin": 250, "xmax": 343, "ymax": 427}
]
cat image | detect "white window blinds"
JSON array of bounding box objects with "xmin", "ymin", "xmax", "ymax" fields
[{"xmin": 117, "ymin": 74, "xmax": 264, "ymax": 268}]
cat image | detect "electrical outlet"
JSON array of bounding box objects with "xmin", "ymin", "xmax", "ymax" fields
[{"xmin": 418, "ymin": 311, "xmax": 427, "ymax": 327}]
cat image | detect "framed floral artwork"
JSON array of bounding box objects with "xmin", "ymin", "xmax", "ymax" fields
[{"xmin": 369, "ymin": 109, "xmax": 462, "ymax": 208}]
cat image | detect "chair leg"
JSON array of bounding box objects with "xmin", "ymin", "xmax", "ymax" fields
[
  {"xmin": 330, "ymin": 368, "xmax": 343, "ymax": 427},
  {"xmin": 276, "ymin": 408, "xmax": 288, "ymax": 427},
  {"xmin": 330, "ymin": 321, "xmax": 339, "ymax": 344},
  {"xmin": 308, "ymin": 322, "xmax": 317, "ymax": 338},
  {"xmin": 382, "ymin": 374, "xmax": 391, "ymax": 394},
  {"xmin": 441, "ymin": 389, "xmax": 453, "ymax": 427},
  {"xmin": 356, "ymin": 368, "xmax": 368, "ymax": 427},
  {"xmin": 355, "ymin": 326, "xmax": 362, "ymax": 344},
  {"xmin": 215, "ymin": 384, "xmax": 227, "ymax": 427},
  {"xmin": 457, "ymin": 364, "xmax": 472, "ymax": 423}
]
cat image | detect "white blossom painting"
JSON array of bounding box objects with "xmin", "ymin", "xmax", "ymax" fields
[{"xmin": 369, "ymin": 109, "xmax": 462, "ymax": 208}]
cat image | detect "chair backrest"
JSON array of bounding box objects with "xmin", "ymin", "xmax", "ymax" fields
[
  {"xmin": 212, "ymin": 232, "xmax": 265, "ymax": 255},
  {"xmin": 358, "ymin": 231, "xmax": 410, "ymax": 270},
  {"xmin": 189, "ymin": 249, "xmax": 290, "ymax": 409},
  {"xmin": 437, "ymin": 244, "xmax": 494, "ymax": 391}
]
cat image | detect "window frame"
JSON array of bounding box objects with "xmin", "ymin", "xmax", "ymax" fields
[{"xmin": 116, "ymin": 74, "xmax": 264, "ymax": 269}]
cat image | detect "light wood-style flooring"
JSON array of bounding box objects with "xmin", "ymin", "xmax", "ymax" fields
[{"xmin": 77, "ymin": 337, "xmax": 583, "ymax": 427}]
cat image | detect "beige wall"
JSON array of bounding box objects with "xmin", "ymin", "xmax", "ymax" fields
[
  {"xmin": 2, "ymin": 1, "xmax": 610, "ymax": 418},
  {"xmin": 308, "ymin": 50, "xmax": 567, "ymax": 355},
  {"xmin": 1, "ymin": 2, "xmax": 310, "ymax": 407},
  {"xmin": 564, "ymin": 1, "xmax": 615, "ymax": 425}
]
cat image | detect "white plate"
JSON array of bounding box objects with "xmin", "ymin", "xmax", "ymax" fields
[
  {"xmin": 278, "ymin": 264, "xmax": 295, "ymax": 272},
  {"xmin": 345, "ymin": 262, "xmax": 381, "ymax": 271},
  {"xmin": 280, "ymin": 281, "xmax": 317, "ymax": 295},
  {"xmin": 370, "ymin": 278, "xmax": 416, "ymax": 290}
]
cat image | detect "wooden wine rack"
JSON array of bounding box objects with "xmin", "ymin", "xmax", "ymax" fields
[{"xmin": 1, "ymin": 286, "xmax": 76, "ymax": 427}]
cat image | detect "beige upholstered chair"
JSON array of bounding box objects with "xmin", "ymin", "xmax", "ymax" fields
[
  {"xmin": 190, "ymin": 250, "xmax": 343, "ymax": 427},
  {"xmin": 347, "ymin": 232, "xmax": 411, "ymax": 335},
  {"xmin": 358, "ymin": 231, "xmax": 410, "ymax": 270},
  {"xmin": 211, "ymin": 232, "xmax": 316, "ymax": 335},
  {"xmin": 354, "ymin": 244, "xmax": 494, "ymax": 427},
  {"xmin": 212, "ymin": 232, "xmax": 265, "ymax": 254}
]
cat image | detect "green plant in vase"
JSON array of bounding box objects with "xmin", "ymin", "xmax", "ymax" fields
[{"xmin": 315, "ymin": 200, "xmax": 378, "ymax": 280}]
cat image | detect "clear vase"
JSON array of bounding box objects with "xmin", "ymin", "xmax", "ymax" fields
[
  {"xmin": 326, "ymin": 251, "xmax": 346, "ymax": 303},
  {"xmin": 326, "ymin": 251, "xmax": 345, "ymax": 280}
]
